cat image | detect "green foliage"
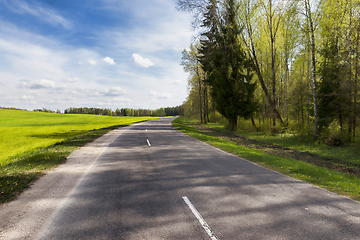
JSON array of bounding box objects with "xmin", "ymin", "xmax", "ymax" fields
[
  {"xmin": 199, "ymin": 0, "xmax": 258, "ymax": 130},
  {"xmin": 179, "ymin": 0, "xmax": 360, "ymax": 140},
  {"xmin": 318, "ymin": 40, "xmax": 347, "ymax": 131}
]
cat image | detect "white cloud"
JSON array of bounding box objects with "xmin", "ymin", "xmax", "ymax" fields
[
  {"xmin": 19, "ymin": 79, "xmax": 56, "ymax": 89},
  {"xmin": 150, "ymin": 91, "xmax": 171, "ymax": 99},
  {"xmin": 100, "ymin": 87, "xmax": 127, "ymax": 96},
  {"xmin": 88, "ymin": 59, "xmax": 97, "ymax": 65},
  {"xmin": 21, "ymin": 95, "xmax": 33, "ymax": 100},
  {"xmin": 3, "ymin": 0, "xmax": 73, "ymax": 29},
  {"xmin": 132, "ymin": 54, "xmax": 154, "ymax": 68},
  {"xmin": 66, "ymin": 77, "xmax": 80, "ymax": 82},
  {"xmin": 102, "ymin": 57, "xmax": 116, "ymax": 65},
  {"xmin": 173, "ymin": 79, "xmax": 184, "ymax": 85}
]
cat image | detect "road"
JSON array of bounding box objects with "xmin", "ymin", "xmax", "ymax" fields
[{"xmin": 1, "ymin": 117, "xmax": 360, "ymax": 239}]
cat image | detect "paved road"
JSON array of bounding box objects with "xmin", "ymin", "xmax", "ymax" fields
[{"xmin": 2, "ymin": 118, "xmax": 360, "ymax": 239}]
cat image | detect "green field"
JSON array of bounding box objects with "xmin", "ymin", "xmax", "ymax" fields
[
  {"xmin": 0, "ymin": 109, "xmax": 158, "ymax": 166},
  {"xmin": 0, "ymin": 109, "xmax": 160, "ymax": 202}
]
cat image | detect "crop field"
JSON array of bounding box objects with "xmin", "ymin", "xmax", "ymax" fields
[
  {"xmin": 0, "ymin": 109, "xmax": 160, "ymax": 202},
  {"xmin": 0, "ymin": 109, "xmax": 158, "ymax": 166}
]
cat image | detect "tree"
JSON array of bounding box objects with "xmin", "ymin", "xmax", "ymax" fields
[
  {"xmin": 200, "ymin": 0, "xmax": 258, "ymax": 130},
  {"xmin": 239, "ymin": 0, "xmax": 285, "ymax": 127},
  {"xmin": 181, "ymin": 44, "xmax": 209, "ymax": 123},
  {"xmin": 302, "ymin": 0, "xmax": 320, "ymax": 138}
]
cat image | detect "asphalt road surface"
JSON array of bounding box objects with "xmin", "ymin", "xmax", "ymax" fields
[{"xmin": 1, "ymin": 117, "xmax": 360, "ymax": 239}]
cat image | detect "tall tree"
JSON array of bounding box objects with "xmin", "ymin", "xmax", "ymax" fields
[
  {"xmin": 239, "ymin": 0, "xmax": 285, "ymax": 126},
  {"xmin": 181, "ymin": 44, "xmax": 209, "ymax": 123},
  {"xmin": 302, "ymin": 0, "xmax": 320, "ymax": 138},
  {"xmin": 200, "ymin": 0, "xmax": 258, "ymax": 130}
]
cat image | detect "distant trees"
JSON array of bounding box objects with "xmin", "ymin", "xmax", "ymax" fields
[
  {"xmin": 33, "ymin": 108, "xmax": 60, "ymax": 113},
  {"xmin": 64, "ymin": 106, "xmax": 183, "ymax": 117}
]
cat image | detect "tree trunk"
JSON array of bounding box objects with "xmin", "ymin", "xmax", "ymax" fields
[
  {"xmin": 301, "ymin": 59, "xmax": 305, "ymax": 125},
  {"xmin": 268, "ymin": 0, "xmax": 277, "ymax": 127},
  {"xmin": 196, "ymin": 65, "xmax": 203, "ymax": 123},
  {"xmin": 353, "ymin": 24, "xmax": 359, "ymax": 139},
  {"xmin": 229, "ymin": 118, "xmax": 238, "ymax": 131},
  {"xmin": 305, "ymin": 0, "xmax": 318, "ymax": 139},
  {"xmin": 348, "ymin": 5, "xmax": 353, "ymax": 138},
  {"xmin": 284, "ymin": 49, "xmax": 289, "ymax": 126},
  {"xmin": 307, "ymin": 41, "xmax": 310, "ymax": 126},
  {"xmin": 243, "ymin": 1, "xmax": 284, "ymax": 127}
]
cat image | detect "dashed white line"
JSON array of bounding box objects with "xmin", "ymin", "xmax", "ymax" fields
[
  {"xmin": 146, "ymin": 138, "xmax": 151, "ymax": 147},
  {"xmin": 182, "ymin": 196, "xmax": 220, "ymax": 240}
]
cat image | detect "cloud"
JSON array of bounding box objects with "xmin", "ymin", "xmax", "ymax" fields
[
  {"xmin": 173, "ymin": 79, "xmax": 184, "ymax": 85},
  {"xmin": 21, "ymin": 95, "xmax": 33, "ymax": 100},
  {"xmin": 102, "ymin": 57, "xmax": 116, "ymax": 65},
  {"xmin": 88, "ymin": 59, "xmax": 97, "ymax": 65},
  {"xmin": 3, "ymin": 0, "xmax": 73, "ymax": 29},
  {"xmin": 150, "ymin": 91, "xmax": 171, "ymax": 99},
  {"xmin": 19, "ymin": 79, "xmax": 56, "ymax": 89},
  {"xmin": 132, "ymin": 54, "xmax": 154, "ymax": 68},
  {"xmin": 66, "ymin": 77, "xmax": 80, "ymax": 82},
  {"xmin": 100, "ymin": 87, "xmax": 127, "ymax": 96}
]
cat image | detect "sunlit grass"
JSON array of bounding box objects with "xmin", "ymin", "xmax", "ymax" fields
[
  {"xmin": 0, "ymin": 109, "xmax": 158, "ymax": 166},
  {"xmin": 198, "ymin": 119, "xmax": 360, "ymax": 166},
  {"xmin": 172, "ymin": 117, "xmax": 360, "ymax": 201}
]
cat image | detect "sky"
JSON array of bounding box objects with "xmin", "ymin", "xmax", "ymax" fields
[{"xmin": 0, "ymin": 0, "xmax": 194, "ymax": 112}]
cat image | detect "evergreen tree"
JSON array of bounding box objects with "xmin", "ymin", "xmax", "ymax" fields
[
  {"xmin": 318, "ymin": 39, "xmax": 347, "ymax": 131},
  {"xmin": 199, "ymin": 0, "xmax": 258, "ymax": 130}
]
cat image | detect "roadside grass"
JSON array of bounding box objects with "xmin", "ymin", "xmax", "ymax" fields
[
  {"xmin": 237, "ymin": 129, "xmax": 360, "ymax": 166},
  {"xmin": 172, "ymin": 117, "xmax": 360, "ymax": 201},
  {"xmin": 0, "ymin": 109, "xmax": 160, "ymax": 203}
]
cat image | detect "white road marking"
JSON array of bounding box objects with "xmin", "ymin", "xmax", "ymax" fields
[
  {"xmin": 146, "ymin": 138, "xmax": 151, "ymax": 147},
  {"xmin": 182, "ymin": 196, "xmax": 220, "ymax": 240}
]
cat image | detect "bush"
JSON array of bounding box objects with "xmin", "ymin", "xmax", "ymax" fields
[
  {"xmin": 270, "ymin": 126, "xmax": 282, "ymax": 135},
  {"xmin": 318, "ymin": 122, "xmax": 349, "ymax": 146}
]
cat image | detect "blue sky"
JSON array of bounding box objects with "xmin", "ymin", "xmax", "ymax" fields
[{"xmin": 0, "ymin": 0, "xmax": 193, "ymax": 111}]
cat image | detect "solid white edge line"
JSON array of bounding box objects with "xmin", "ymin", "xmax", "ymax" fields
[
  {"xmin": 182, "ymin": 196, "xmax": 220, "ymax": 240},
  {"xmin": 146, "ymin": 138, "xmax": 151, "ymax": 147}
]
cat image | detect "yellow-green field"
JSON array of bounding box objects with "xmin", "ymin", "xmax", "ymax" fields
[
  {"xmin": 0, "ymin": 109, "xmax": 160, "ymax": 202},
  {"xmin": 0, "ymin": 109, "xmax": 158, "ymax": 166}
]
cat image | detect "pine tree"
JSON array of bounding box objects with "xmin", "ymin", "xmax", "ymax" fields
[{"xmin": 199, "ymin": 0, "xmax": 258, "ymax": 131}]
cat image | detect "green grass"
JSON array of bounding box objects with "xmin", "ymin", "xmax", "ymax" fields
[
  {"xmin": 172, "ymin": 117, "xmax": 360, "ymax": 201},
  {"xmin": 0, "ymin": 109, "xmax": 161, "ymax": 202}
]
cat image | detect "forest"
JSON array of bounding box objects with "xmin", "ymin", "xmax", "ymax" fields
[
  {"xmin": 64, "ymin": 106, "xmax": 183, "ymax": 117},
  {"xmin": 178, "ymin": 0, "xmax": 360, "ymax": 144}
]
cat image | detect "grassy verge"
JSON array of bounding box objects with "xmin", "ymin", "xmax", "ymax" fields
[
  {"xmin": 0, "ymin": 109, "xmax": 160, "ymax": 203},
  {"xmin": 172, "ymin": 117, "xmax": 360, "ymax": 201}
]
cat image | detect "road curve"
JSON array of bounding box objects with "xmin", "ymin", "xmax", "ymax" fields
[{"xmin": 1, "ymin": 117, "xmax": 360, "ymax": 239}]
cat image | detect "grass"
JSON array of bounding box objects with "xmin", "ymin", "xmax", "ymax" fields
[
  {"xmin": 0, "ymin": 109, "xmax": 161, "ymax": 203},
  {"xmin": 238, "ymin": 129, "xmax": 360, "ymax": 166},
  {"xmin": 172, "ymin": 117, "xmax": 360, "ymax": 201}
]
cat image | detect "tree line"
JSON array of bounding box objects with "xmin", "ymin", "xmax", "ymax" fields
[
  {"xmin": 64, "ymin": 106, "xmax": 183, "ymax": 117},
  {"xmin": 178, "ymin": 0, "xmax": 360, "ymax": 143}
]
